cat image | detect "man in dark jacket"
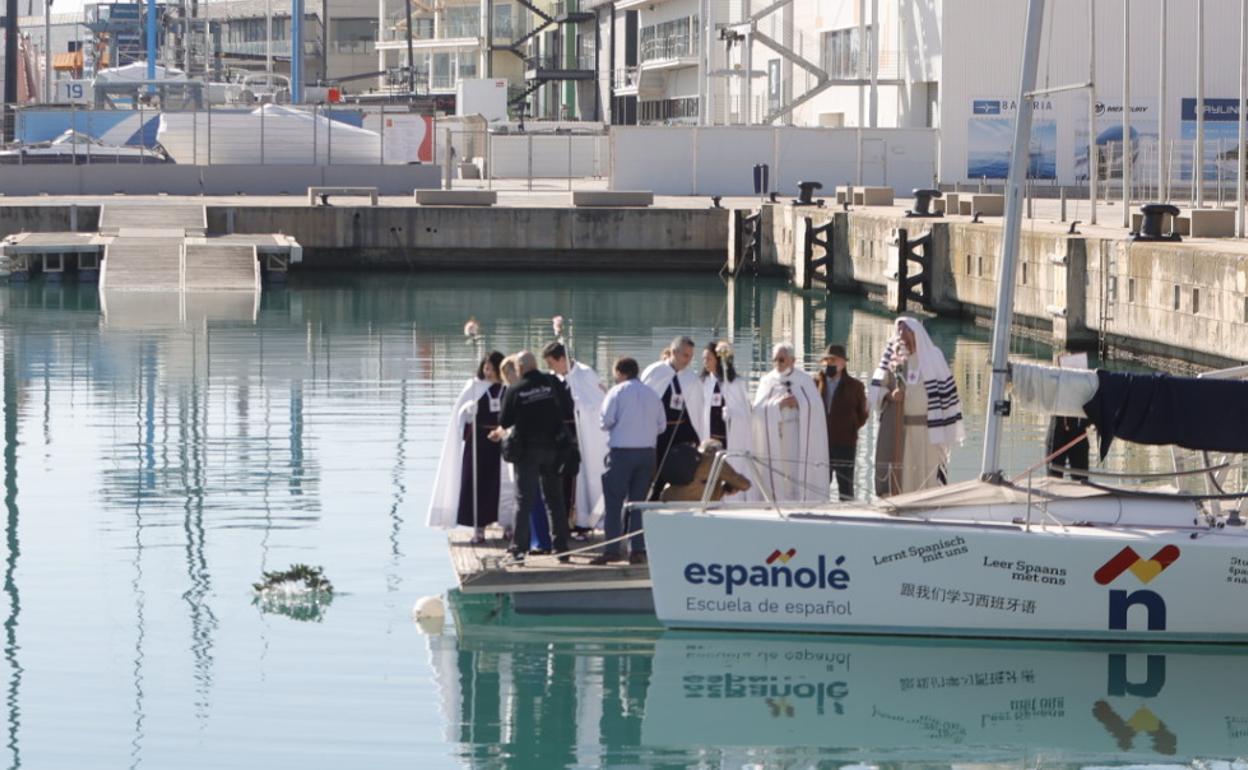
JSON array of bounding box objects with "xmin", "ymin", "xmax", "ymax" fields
[
  {"xmin": 499, "ymin": 351, "xmax": 575, "ymax": 563},
  {"xmin": 813, "ymin": 344, "xmax": 869, "ymax": 500}
]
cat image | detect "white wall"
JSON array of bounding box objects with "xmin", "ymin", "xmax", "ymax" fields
[{"xmin": 611, "ymin": 124, "xmax": 937, "ymax": 195}]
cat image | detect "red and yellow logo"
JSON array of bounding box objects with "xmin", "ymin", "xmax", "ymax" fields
[
  {"xmin": 1094, "ymin": 545, "xmax": 1180, "ymax": 586},
  {"xmin": 766, "ymin": 548, "xmax": 797, "ymax": 565}
]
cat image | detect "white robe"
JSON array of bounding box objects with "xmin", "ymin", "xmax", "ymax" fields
[
  {"xmin": 561, "ymin": 360, "xmax": 608, "ymax": 528},
  {"xmin": 641, "ymin": 361, "xmax": 709, "ymax": 443},
  {"xmin": 703, "ymin": 375, "xmax": 757, "ymax": 499},
  {"xmin": 750, "ymin": 368, "xmax": 831, "ymax": 503},
  {"xmin": 426, "ymin": 378, "xmax": 516, "ymax": 529}
]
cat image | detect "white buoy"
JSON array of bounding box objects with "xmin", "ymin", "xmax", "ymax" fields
[{"xmin": 412, "ymin": 595, "xmax": 445, "ymax": 621}]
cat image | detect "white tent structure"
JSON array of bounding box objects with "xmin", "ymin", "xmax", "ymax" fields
[
  {"xmin": 94, "ymin": 62, "xmax": 188, "ymax": 83},
  {"xmin": 157, "ymin": 104, "xmax": 382, "ymax": 165}
]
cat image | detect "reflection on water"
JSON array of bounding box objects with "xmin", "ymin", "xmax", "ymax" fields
[
  {"xmin": 439, "ymin": 594, "xmax": 1248, "ymax": 768},
  {"xmin": 0, "ymin": 273, "xmax": 1188, "ymax": 768}
]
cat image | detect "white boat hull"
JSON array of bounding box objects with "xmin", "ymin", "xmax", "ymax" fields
[{"xmin": 645, "ymin": 507, "xmax": 1248, "ymax": 642}]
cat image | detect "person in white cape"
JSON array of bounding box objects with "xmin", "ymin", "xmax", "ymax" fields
[
  {"xmin": 699, "ymin": 340, "xmax": 755, "ymax": 495},
  {"xmin": 426, "ymin": 351, "xmax": 516, "ymax": 540},
  {"xmin": 541, "ymin": 341, "xmax": 608, "ymax": 533},
  {"xmin": 750, "ymin": 343, "xmax": 831, "ymax": 502},
  {"xmin": 642, "ymin": 335, "xmax": 708, "ymax": 496}
]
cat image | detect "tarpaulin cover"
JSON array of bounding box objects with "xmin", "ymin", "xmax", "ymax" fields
[{"xmin": 1083, "ymin": 370, "xmax": 1248, "ymax": 458}]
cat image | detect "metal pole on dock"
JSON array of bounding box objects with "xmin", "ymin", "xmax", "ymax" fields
[
  {"xmin": 1122, "ymin": 0, "xmax": 1131, "ymax": 228},
  {"xmin": 1197, "ymin": 0, "xmax": 1205, "ymax": 207},
  {"xmin": 44, "ymin": 0, "xmax": 52, "ymax": 103},
  {"xmin": 292, "ymin": 0, "xmax": 305, "ymax": 103},
  {"xmin": 1089, "ymin": 0, "xmax": 1098, "ymax": 224},
  {"xmin": 1159, "ymin": 0, "xmax": 1168, "ymax": 203},
  {"xmin": 1240, "ymin": 0, "xmax": 1247, "ymax": 236}
]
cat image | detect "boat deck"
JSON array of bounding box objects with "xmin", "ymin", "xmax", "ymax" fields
[{"xmin": 448, "ymin": 527, "xmax": 654, "ymax": 614}]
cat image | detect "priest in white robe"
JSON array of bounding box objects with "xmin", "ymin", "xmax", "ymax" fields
[
  {"xmin": 542, "ymin": 341, "xmax": 609, "ymax": 530},
  {"xmin": 751, "ymin": 342, "xmax": 831, "ymax": 503}
]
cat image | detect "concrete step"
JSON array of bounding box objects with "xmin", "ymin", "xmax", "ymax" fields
[
  {"xmin": 100, "ymin": 204, "xmax": 206, "ymax": 235},
  {"xmin": 102, "ymin": 237, "xmax": 182, "ymax": 291},
  {"xmin": 184, "ymin": 244, "xmax": 257, "ymax": 291}
]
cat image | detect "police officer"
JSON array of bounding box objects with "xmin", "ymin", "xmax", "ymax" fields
[{"xmin": 499, "ymin": 351, "xmax": 575, "ymax": 563}]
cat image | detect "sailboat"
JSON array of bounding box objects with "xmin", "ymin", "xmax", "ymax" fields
[{"xmin": 640, "ymin": 0, "xmax": 1248, "ymax": 642}]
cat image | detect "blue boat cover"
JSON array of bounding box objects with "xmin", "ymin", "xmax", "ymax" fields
[{"xmin": 1083, "ymin": 370, "xmax": 1248, "ymax": 458}]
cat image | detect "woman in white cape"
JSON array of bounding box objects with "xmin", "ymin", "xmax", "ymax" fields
[
  {"xmin": 700, "ymin": 341, "xmax": 755, "ymax": 495},
  {"xmin": 426, "ymin": 352, "xmax": 516, "ymax": 540}
]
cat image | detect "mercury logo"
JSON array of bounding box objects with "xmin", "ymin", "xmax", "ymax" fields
[
  {"xmin": 1094, "ymin": 546, "xmax": 1180, "ymax": 631},
  {"xmin": 684, "ymin": 549, "xmax": 851, "ymax": 596}
]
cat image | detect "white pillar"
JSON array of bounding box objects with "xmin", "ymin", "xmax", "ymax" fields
[
  {"xmin": 1088, "ymin": 0, "xmax": 1097, "ymax": 224},
  {"xmin": 1158, "ymin": 0, "xmax": 1167, "ymax": 202},
  {"xmin": 266, "ymin": 0, "xmax": 273, "ymax": 75},
  {"xmin": 1122, "ymin": 0, "xmax": 1131, "ymax": 228},
  {"xmin": 1196, "ymin": 0, "xmax": 1205, "ymax": 207},
  {"xmin": 869, "ymin": 0, "xmax": 878, "ymax": 127},
  {"xmin": 857, "ymin": 0, "xmax": 865, "ymax": 127},
  {"xmin": 743, "ymin": 29, "xmax": 753, "ymax": 124},
  {"xmin": 1239, "ymin": 0, "xmax": 1246, "ymax": 236}
]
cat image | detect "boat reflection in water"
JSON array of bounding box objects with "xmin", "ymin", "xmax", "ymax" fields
[{"xmin": 432, "ymin": 595, "xmax": 1248, "ymax": 767}]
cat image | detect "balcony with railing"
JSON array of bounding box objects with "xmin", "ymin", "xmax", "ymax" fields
[
  {"xmin": 380, "ymin": 6, "xmax": 525, "ymax": 46},
  {"xmin": 613, "ymin": 66, "xmax": 639, "ymax": 91},
  {"xmin": 638, "ymin": 16, "xmax": 698, "ymax": 65},
  {"xmin": 524, "ymin": 52, "xmax": 596, "ymax": 80}
]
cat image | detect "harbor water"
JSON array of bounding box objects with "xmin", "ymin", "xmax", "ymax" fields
[{"xmin": 0, "ymin": 272, "xmax": 1237, "ymax": 769}]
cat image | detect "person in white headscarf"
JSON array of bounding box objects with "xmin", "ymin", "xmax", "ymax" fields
[
  {"xmin": 750, "ymin": 342, "xmax": 831, "ymax": 502},
  {"xmin": 427, "ymin": 352, "xmax": 517, "ymax": 540},
  {"xmin": 699, "ymin": 340, "xmax": 755, "ymax": 498},
  {"xmin": 869, "ymin": 316, "xmax": 965, "ymax": 497}
]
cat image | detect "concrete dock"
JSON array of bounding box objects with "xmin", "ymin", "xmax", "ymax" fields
[{"xmin": 448, "ymin": 527, "xmax": 653, "ymax": 614}]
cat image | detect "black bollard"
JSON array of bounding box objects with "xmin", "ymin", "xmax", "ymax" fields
[
  {"xmin": 793, "ymin": 181, "xmax": 823, "ymax": 206},
  {"xmin": 906, "ymin": 188, "xmax": 943, "ymax": 218},
  {"xmin": 1134, "ymin": 203, "xmax": 1182, "ymax": 242}
]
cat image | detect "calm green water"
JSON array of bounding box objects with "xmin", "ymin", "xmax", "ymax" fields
[{"xmin": 0, "ymin": 272, "xmax": 1236, "ymax": 769}]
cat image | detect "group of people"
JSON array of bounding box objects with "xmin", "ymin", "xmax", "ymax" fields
[{"xmin": 427, "ymin": 316, "xmax": 967, "ymax": 566}]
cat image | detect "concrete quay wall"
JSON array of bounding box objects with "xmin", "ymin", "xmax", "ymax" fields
[
  {"xmin": 766, "ymin": 204, "xmax": 1248, "ymax": 367},
  {"xmin": 212, "ymin": 206, "xmax": 728, "ymax": 270},
  {"xmin": 0, "ymin": 203, "xmax": 729, "ymax": 272}
]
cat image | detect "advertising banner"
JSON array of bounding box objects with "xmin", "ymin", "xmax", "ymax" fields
[{"xmin": 967, "ymin": 97, "xmax": 1058, "ymax": 180}]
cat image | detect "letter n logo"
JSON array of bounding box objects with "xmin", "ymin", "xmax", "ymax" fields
[{"xmin": 1108, "ymin": 589, "xmax": 1167, "ymax": 631}]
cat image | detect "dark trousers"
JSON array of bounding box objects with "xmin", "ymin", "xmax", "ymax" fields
[
  {"xmin": 829, "ymin": 444, "xmax": 856, "ymax": 501},
  {"xmin": 601, "ymin": 447, "xmax": 655, "ymax": 557},
  {"xmin": 1046, "ymin": 416, "xmax": 1090, "ymax": 481},
  {"xmin": 512, "ymin": 445, "xmax": 571, "ymax": 554}
]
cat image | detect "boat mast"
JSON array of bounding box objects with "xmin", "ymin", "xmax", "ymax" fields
[{"xmin": 980, "ymin": 0, "xmax": 1048, "ymax": 480}]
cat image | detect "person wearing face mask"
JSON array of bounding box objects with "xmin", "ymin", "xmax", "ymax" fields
[
  {"xmin": 750, "ymin": 343, "xmax": 831, "ymax": 503},
  {"xmin": 868, "ymin": 317, "xmax": 965, "ymax": 497},
  {"xmin": 813, "ymin": 344, "xmax": 869, "ymax": 501}
]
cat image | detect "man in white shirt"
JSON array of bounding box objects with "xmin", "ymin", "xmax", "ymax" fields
[{"xmin": 595, "ymin": 357, "xmax": 666, "ymax": 565}]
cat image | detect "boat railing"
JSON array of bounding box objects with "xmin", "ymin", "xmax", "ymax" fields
[{"xmin": 702, "ymin": 449, "xmax": 785, "ymax": 516}]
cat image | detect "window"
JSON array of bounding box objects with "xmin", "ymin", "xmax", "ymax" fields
[
  {"xmin": 493, "ymin": 4, "xmax": 513, "ymax": 39},
  {"xmin": 638, "ymin": 96, "xmax": 698, "ymax": 123},
  {"xmin": 1173, "ymin": 285, "xmax": 1181, "ymax": 311},
  {"xmin": 1128, "ymin": 277, "xmax": 1136, "ymax": 303},
  {"xmin": 443, "ymin": 6, "xmax": 480, "ymax": 38},
  {"xmin": 820, "ymin": 25, "xmax": 872, "ymax": 79},
  {"xmin": 1192, "ymin": 288, "xmax": 1201, "ymax": 314},
  {"xmin": 966, "ymin": 253, "xmax": 972, "ymax": 275},
  {"xmin": 977, "ymin": 255, "xmax": 984, "ymax": 277},
  {"xmin": 1021, "ymin": 261, "xmax": 1028, "ymax": 285},
  {"xmin": 639, "ymin": 16, "xmax": 698, "ymax": 62}
]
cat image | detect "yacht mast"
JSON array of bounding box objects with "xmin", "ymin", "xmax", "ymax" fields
[{"xmin": 980, "ymin": 0, "xmax": 1048, "ymax": 479}]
